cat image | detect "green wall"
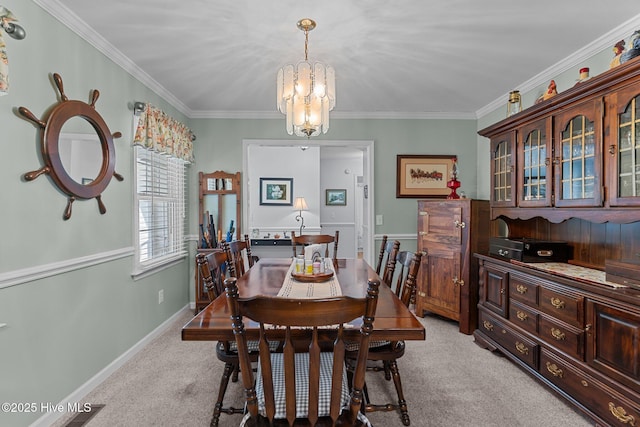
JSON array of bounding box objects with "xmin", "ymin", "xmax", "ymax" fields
[
  {"xmin": 0, "ymin": 2, "xmax": 190, "ymax": 426},
  {"xmin": 0, "ymin": 1, "xmax": 629, "ymax": 426}
]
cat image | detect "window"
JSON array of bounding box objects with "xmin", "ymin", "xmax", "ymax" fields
[{"xmin": 134, "ymin": 145, "xmax": 187, "ymax": 276}]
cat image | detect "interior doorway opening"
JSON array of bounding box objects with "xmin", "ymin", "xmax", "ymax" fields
[{"xmin": 242, "ymin": 139, "xmax": 374, "ymax": 264}]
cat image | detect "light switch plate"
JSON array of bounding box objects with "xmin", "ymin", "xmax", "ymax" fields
[{"xmin": 376, "ymin": 214, "xmax": 383, "ymax": 225}]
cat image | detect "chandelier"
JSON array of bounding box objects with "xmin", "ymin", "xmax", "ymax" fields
[{"xmin": 276, "ymin": 19, "xmax": 335, "ymax": 138}]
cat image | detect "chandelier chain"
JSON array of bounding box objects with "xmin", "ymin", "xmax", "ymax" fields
[{"xmin": 304, "ymin": 29, "xmax": 309, "ymax": 61}]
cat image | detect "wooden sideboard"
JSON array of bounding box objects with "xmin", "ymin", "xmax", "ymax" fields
[
  {"xmin": 475, "ymin": 57, "xmax": 640, "ymax": 425},
  {"xmin": 475, "ymin": 254, "xmax": 640, "ymax": 426}
]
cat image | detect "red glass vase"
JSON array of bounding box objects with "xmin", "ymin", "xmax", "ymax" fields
[{"xmin": 447, "ymin": 178, "xmax": 460, "ymax": 199}]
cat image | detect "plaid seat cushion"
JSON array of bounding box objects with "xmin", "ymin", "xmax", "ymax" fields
[
  {"xmin": 220, "ymin": 340, "xmax": 280, "ymax": 353},
  {"xmin": 259, "ymin": 352, "xmax": 349, "ymax": 420},
  {"xmin": 344, "ymin": 339, "xmax": 391, "ymax": 352}
]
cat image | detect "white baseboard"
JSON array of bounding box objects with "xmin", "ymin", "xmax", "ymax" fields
[{"xmin": 30, "ymin": 305, "xmax": 191, "ymax": 427}]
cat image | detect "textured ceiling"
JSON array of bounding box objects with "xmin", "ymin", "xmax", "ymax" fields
[{"xmin": 39, "ymin": 0, "xmax": 640, "ymax": 118}]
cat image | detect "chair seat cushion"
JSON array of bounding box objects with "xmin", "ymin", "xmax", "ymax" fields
[
  {"xmin": 259, "ymin": 352, "xmax": 349, "ymax": 420},
  {"xmin": 344, "ymin": 340, "xmax": 391, "ymax": 352},
  {"xmin": 218, "ymin": 340, "xmax": 279, "ymax": 354}
]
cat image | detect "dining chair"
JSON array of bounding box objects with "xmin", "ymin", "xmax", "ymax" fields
[
  {"xmin": 223, "ymin": 234, "xmax": 256, "ymax": 277},
  {"xmin": 374, "ymin": 235, "xmax": 401, "ymax": 286},
  {"xmin": 196, "ymin": 251, "xmax": 247, "ymax": 426},
  {"xmin": 224, "ymin": 276, "xmax": 380, "ymax": 427},
  {"xmin": 290, "ymin": 230, "xmax": 339, "ymax": 261},
  {"xmin": 346, "ymin": 250, "xmax": 422, "ymax": 426}
]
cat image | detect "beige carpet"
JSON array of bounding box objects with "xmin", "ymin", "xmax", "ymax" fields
[{"xmin": 53, "ymin": 309, "xmax": 593, "ymax": 427}]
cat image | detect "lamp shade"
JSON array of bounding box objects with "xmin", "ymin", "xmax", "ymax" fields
[{"xmin": 293, "ymin": 197, "xmax": 308, "ymax": 210}]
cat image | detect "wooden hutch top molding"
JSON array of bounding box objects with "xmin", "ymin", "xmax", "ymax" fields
[{"xmin": 480, "ymin": 57, "xmax": 640, "ymax": 138}]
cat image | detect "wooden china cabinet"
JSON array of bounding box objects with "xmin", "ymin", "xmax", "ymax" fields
[
  {"xmin": 475, "ymin": 58, "xmax": 640, "ymax": 426},
  {"xmin": 415, "ymin": 199, "xmax": 490, "ymax": 335}
]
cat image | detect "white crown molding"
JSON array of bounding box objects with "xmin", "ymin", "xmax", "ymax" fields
[
  {"xmin": 0, "ymin": 247, "xmax": 134, "ymax": 290},
  {"xmin": 33, "ymin": 0, "xmax": 194, "ymax": 118},
  {"xmin": 189, "ymin": 110, "xmax": 475, "ymax": 120},
  {"xmin": 34, "ymin": 1, "xmax": 640, "ymax": 122},
  {"xmin": 476, "ymin": 13, "xmax": 640, "ymax": 119}
]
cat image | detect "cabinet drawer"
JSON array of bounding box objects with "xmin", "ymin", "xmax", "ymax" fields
[
  {"xmin": 538, "ymin": 314, "xmax": 585, "ymax": 360},
  {"xmin": 540, "ymin": 349, "xmax": 640, "ymax": 427},
  {"xmin": 509, "ymin": 300, "xmax": 538, "ymax": 335},
  {"xmin": 539, "ymin": 287, "xmax": 584, "ymax": 327},
  {"xmin": 479, "ymin": 309, "xmax": 539, "ymax": 369},
  {"xmin": 510, "ymin": 274, "xmax": 538, "ymax": 306}
]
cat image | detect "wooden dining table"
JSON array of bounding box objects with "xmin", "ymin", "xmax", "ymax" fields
[{"xmin": 181, "ymin": 258, "xmax": 425, "ymax": 342}]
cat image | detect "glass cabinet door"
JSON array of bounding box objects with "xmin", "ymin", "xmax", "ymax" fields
[
  {"xmin": 491, "ymin": 131, "xmax": 516, "ymax": 207},
  {"xmin": 554, "ymin": 100, "xmax": 603, "ymax": 207},
  {"xmin": 609, "ymin": 88, "xmax": 640, "ymax": 206},
  {"xmin": 518, "ymin": 118, "xmax": 552, "ymax": 207}
]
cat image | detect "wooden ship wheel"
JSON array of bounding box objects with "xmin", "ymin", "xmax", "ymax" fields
[{"xmin": 18, "ymin": 73, "xmax": 123, "ymax": 220}]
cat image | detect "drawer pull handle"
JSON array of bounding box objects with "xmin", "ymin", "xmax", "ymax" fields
[
  {"xmin": 516, "ymin": 284, "xmax": 528, "ymax": 294},
  {"xmin": 551, "ymin": 328, "xmax": 566, "ymax": 341},
  {"xmin": 550, "ymin": 297, "xmax": 565, "ymax": 309},
  {"xmin": 608, "ymin": 402, "xmax": 636, "ymax": 426},
  {"xmin": 483, "ymin": 320, "xmax": 494, "ymax": 331},
  {"xmin": 516, "ymin": 311, "xmax": 528, "ymax": 321},
  {"xmin": 497, "ymin": 249, "xmax": 509, "ymax": 257},
  {"xmin": 419, "ymin": 231, "xmax": 427, "ymax": 236},
  {"xmin": 545, "ymin": 362, "xmax": 564, "ymax": 378},
  {"xmin": 452, "ymin": 277, "xmax": 465, "ymax": 287},
  {"xmin": 515, "ymin": 342, "xmax": 529, "ymax": 355},
  {"xmin": 454, "ymin": 220, "xmax": 466, "ymax": 229}
]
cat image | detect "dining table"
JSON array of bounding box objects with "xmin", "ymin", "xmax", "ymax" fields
[{"xmin": 181, "ymin": 258, "xmax": 425, "ymax": 342}]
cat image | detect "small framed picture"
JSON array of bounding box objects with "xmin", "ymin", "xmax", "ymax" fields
[
  {"xmin": 260, "ymin": 178, "xmax": 293, "ymax": 205},
  {"xmin": 326, "ymin": 189, "xmax": 347, "ymax": 206},
  {"xmin": 396, "ymin": 154, "xmax": 456, "ymax": 198}
]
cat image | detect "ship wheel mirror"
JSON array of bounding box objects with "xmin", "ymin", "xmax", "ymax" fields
[{"xmin": 18, "ymin": 72, "xmax": 124, "ymax": 220}]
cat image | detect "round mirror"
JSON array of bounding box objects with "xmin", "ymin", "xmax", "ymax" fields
[
  {"xmin": 59, "ymin": 117, "xmax": 103, "ymax": 185},
  {"xmin": 19, "ymin": 73, "xmax": 122, "ymax": 220}
]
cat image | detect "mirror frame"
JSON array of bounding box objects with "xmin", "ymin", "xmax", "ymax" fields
[{"xmin": 18, "ymin": 73, "xmax": 123, "ymax": 219}]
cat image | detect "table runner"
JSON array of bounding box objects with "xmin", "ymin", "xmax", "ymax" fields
[{"xmin": 277, "ymin": 260, "xmax": 342, "ymax": 298}]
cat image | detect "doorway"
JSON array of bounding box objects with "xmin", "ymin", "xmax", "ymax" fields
[{"xmin": 242, "ymin": 139, "xmax": 374, "ymax": 263}]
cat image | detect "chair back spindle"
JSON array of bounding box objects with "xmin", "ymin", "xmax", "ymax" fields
[{"xmin": 225, "ymin": 276, "xmax": 379, "ymax": 426}]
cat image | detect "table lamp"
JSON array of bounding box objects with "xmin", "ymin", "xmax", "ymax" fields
[{"xmin": 293, "ymin": 197, "xmax": 308, "ymax": 236}]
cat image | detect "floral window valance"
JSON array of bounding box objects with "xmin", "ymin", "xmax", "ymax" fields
[{"xmin": 133, "ymin": 103, "xmax": 194, "ymax": 162}]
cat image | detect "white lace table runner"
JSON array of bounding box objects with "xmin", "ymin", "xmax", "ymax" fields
[{"xmin": 277, "ymin": 260, "xmax": 342, "ymax": 298}]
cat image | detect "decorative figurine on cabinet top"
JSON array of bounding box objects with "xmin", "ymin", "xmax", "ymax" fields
[
  {"xmin": 574, "ymin": 67, "xmax": 590, "ymax": 86},
  {"xmin": 610, "ymin": 40, "xmax": 626, "ymax": 69},
  {"xmin": 620, "ymin": 30, "xmax": 640, "ymax": 65},
  {"xmin": 18, "ymin": 73, "xmax": 123, "ymax": 220},
  {"xmin": 535, "ymin": 80, "xmax": 557, "ymax": 104}
]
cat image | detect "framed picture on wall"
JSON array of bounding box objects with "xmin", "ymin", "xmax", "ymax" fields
[
  {"xmin": 326, "ymin": 189, "xmax": 347, "ymax": 206},
  {"xmin": 396, "ymin": 154, "xmax": 456, "ymax": 198},
  {"xmin": 259, "ymin": 177, "xmax": 293, "ymax": 205}
]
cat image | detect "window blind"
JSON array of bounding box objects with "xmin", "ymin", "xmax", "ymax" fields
[{"xmin": 135, "ymin": 146, "xmax": 187, "ymax": 270}]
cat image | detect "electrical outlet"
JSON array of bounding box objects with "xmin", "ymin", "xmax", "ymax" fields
[
  {"xmin": 158, "ymin": 289, "xmax": 164, "ymax": 304},
  {"xmin": 376, "ymin": 214, "xmax": 383, "ymax": 225}
]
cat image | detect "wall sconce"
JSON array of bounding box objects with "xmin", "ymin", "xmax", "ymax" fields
[
  {"xmin": 506, "ymin": 90, "xmax": 522, "ymax": 117},
  {"xmin": 1, "ymin": 6, "xmax": 26, "ymax": 40},
  {"xmin": 293, "ymin": 197, "xmax": 308, "ymax": 236}
]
